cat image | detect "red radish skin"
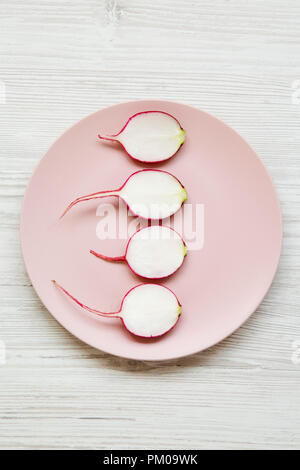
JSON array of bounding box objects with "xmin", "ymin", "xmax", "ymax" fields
[
  {"xmin": 90, "ymin": 225, "xmax": 187, "ymax": 279},
  {"xmin": 60, "ymin": 169, "xmax": 187, "ymax": 220},
  {"xmin": 52, "ymin": 280, "xmax": 181, "ymax": 338},
  {"xmin": 98, "ymin": 110, "xmax": 186, "ymax": 163}
]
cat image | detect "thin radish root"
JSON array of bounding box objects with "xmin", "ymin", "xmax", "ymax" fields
[
  {"xmin": 89, "ymin": 251, "xmax": 126, "ymax": 262},
  {"xmin": 51, "ymin": 280, "xmax": 119, "ymax": 318}
]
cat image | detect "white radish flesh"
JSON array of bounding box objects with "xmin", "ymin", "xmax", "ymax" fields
[
  {"xmin": 98, "ymin": 111, "xmax": 185, "ymax": 163},
  {"xmin": 91, "ymin": 225, "xmax": 187, "ymax": 279},
  {"xmin": 61, "ymin": 169, "xmax": 187, "ymax": 220},
  {"xmin": 52, "ymin": 281, "xmax": 181, "ymax": 338}
]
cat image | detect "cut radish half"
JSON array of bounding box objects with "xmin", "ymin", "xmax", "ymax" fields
[
  {"xmin": 98, "ymin": 111, "xmax": 185, "ymax": 162},
  {"xmin": 61, "ymin": 169, "xmax": 187, "ymax": 220},
  {"xmin": 90, "ymin": 225, "xmax": 187, "ymax": 279},
  {"xmin": 52, "ymin": 281, "xmax": 181, "ymax": 338}
]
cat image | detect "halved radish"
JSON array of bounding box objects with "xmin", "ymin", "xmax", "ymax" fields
[
  {"xmin": 90, "ymin": 225, "xmax": 187, "ymax": 279},
  {"xmin": 98, "ymin": 111, "xmax": 185, "ymax": 162},
  {"xmin": 61, "ymin": 169, "xmax": 187, "ymax": 220},
  {"xmin": 52, "ymin": 281, "xmax": 181, "ymax": 338}
]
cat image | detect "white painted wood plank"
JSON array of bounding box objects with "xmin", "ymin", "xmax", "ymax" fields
[{"xmin": 0, "ymin": 0, "xmax": 300, "ymax": 450}]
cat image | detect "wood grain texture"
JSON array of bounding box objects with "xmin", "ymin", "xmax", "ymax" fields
[{"xmin": 0, "ymin": 0, "xmax": 300, "ymax": 450}]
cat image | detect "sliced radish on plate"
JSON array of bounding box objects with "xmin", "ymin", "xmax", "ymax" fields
[
  {"xmin": 61, "ymin": 169, "xmax": 187, "ymax": 220},
  {"xmin": 90, "ymin": 225, "xmax": 187, "ymax": 279},
  {"xmin": 98, "ymin": 111, "xmax": 185, "ymax": 162},
  {"xmin": 52, "ymin": 281, "xmax": 181, "ymax": 338}
]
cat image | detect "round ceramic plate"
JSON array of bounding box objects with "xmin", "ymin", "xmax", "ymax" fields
[{"xmin": 20, "ymin": 101, "xmax": 282, "ymax": 361}]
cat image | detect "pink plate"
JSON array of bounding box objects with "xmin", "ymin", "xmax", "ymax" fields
[{"xmin": 20, "ymin": 101, "xmax": 282, "ymax": 361}]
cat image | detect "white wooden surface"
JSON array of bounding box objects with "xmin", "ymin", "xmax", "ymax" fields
[{"xmin": 0, "ymin": 0, "xmax": 300, "ymax": 450}]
